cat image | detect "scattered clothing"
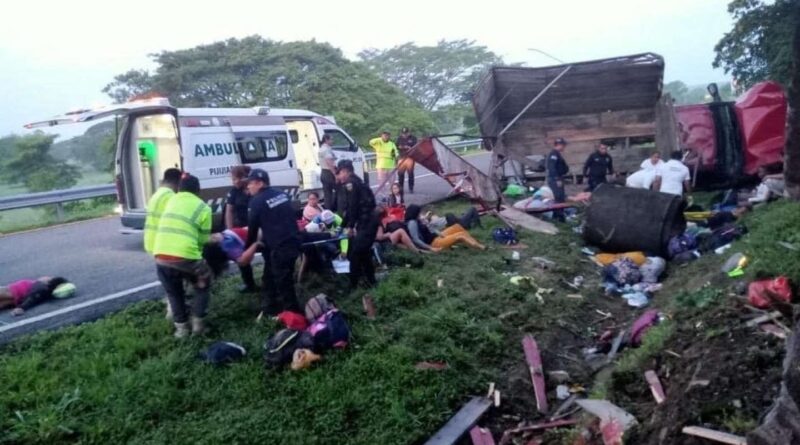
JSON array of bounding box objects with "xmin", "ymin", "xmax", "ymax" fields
[
  {"xmin": 603, "ymin": 258, "xmax": 642, "ymax": 286},
  {"xmin": 594, "ymin": 252, "xmax": 647, "ymax": 267},
  {"xmin": 640, "ymin": 257, "xmax": 666, "ymax": 284}
]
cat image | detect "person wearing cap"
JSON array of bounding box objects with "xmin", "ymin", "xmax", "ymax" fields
[
  {"xmin": 369, "ymin": 131, "xmax": 399, "ymax": 185},
  {"xmin": 546, "ymin": 138, "xmax": 569, "ymax": 221},
  {"xmin": 312, "ymin": 209, "xmax": 349, "ymax": 256},
  {"xmin": 582, "ymin": 142, "xmax": 615, "ymax": 192},
  {"xmin": 241, "ymin": 168, "xmax": 302, "ymax": 317},
  {"xmin": 152, "ymin": 174, "xmax": 213, "ymax": 338},
  {"xmin": 395, "ymin": 127, "xmax": 418, "ymax": 193},
  {"xmin": 335, "ymin": 159, "xmax": 378, "ymax": 288}
]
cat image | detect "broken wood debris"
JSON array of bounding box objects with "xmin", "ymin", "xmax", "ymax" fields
[
  {"xmin": 760, "ymin": 323, "xmax": 788, "ymax": 339},
  {"xmin": 644, "ymin": 370, "xmax": 666, "ymax": 404},
  {"xmin": 607, "ymin": 330, "xmax": 625, "ymax": 360},
  {"xmin": 362, "ymin": 294, "xmax": 376, "ymax": 320},
  {"xmin": 744, "ymin": 311, "xmax": 782, "ymax": 327},
  {"xmin": 681, "ymin": 426, "xmax": 746, "ymax": 445},
  {"xmin": 522, "ymin": 334, "xmax": 549, "ymax": 414},
  {"xmin": 497, "ymin": 419, "xmax": 577, "ymax": 445},
  {"xmin": 424, "ymin": 397, "xmax": 493, "ymax": 445},
  {"xmin": 469, "ymin": 426, "xmax": 496, "ymax": 445},
  {"xmin": 686, "ymin": 363, "xmax": 710, "ymax": 392},
  {"xmin": 576, "ymin": 399, "xmax": 638, "ymax": 431},
  {"xmin": 549, "ymin": 394, "xmax": 578, "ymax": 421}
]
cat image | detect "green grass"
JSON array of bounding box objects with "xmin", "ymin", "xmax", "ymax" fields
[{"xmin": 0, "ymin": 201, "xmax": 593, "ymax": 444}]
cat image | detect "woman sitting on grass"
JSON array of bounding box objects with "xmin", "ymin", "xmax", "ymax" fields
[
  {"xmin": 0, "ymin": 276, "xmax": 72, "ymax": 316},
  {"xmin": 404, "ymin": 204, "xmax": 486, "ymax": 252},
  {"xmin": 389, "ymin": 182, "xmax": 405, "ymax": 207},
  {"xmin": 375, "ymin": 203, "xmax": 425, "ymax": 254}
]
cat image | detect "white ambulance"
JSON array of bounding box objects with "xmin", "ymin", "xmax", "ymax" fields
[{"xmin": 26, "ymin": 97, "xmax": 369, "ymax": 231}]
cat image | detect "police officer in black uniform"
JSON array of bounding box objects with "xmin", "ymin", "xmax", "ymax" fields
[
  {"xmin": 546, "ymin": 138, "xmax": 569, "ymax": 221},
  {"xmin": 244, "ymin": 168, "xmax": 302, "ymax": 316},
  {"xmin": 582, "ymin": 142, "xmax": 615, "ymax": 191},
  {"xmin": 335, "ymin": 159, "xmax": 378, "ymax": 289}
]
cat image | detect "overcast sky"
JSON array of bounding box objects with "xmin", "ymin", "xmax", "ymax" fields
[{"xmin": 0, "ymin": 0, "xmax": 733, "ymax": 139}]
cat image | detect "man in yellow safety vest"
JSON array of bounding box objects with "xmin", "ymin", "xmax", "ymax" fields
[
  {"xmin": 153, "ymin": 174, "xmax": 213, "ymax": 338},
  {"xmin": 369, "ymin": 130, "xmax": 398, "ymax": 186},
  {"xmin": 143, "ymin": 168, "xmax": 182, "ymax": 254}
]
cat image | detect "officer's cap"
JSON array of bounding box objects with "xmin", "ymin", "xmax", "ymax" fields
[
  {"xmin": 245, "ymin": 168, "xmax": 270, "ymax": 184},
  {"xmin": 554, "ymin": 137, "xmax": 567, "ymax": 146}
]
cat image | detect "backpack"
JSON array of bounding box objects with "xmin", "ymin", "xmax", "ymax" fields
[
  {"xmin": 667, "ymin": 233, "xmax": 697, "ymax": 259},
  {"xmin": 199, "ymin": 341, "xmax": 247, "ymax": 366},
  {"xmin": 263, "ymin": 329, "xmax": 315, "ymax": 368},
  {"xmin": 304, "ymin": 293, "xmax": 336, "ymax": 323},
  {"xmin": 307, "ymin": 309, "xmax": 351, "ymax": 351},
  {"xmin": 492, "ymin": 227, "xmax": 518, "ymax": 245}
]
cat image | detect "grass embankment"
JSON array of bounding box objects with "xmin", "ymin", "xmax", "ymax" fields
[
  {"xmin": 2, "ymin": 198, "xmax": 797, "ymax": 444},
  {"xmin": 0, "ymin": 199, "xmax": 592, "ymax": 445},
  {"xmin": 601, "ymin": 200, "xmax": 800, "ymax": 443}
]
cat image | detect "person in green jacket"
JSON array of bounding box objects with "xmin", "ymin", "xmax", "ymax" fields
[
  {"xmin": 143, "ymin": 168, "xmax": 182, "ymax": 254},
  {"xmin": 370, "ymin": 131, "xmax": 398, "ymax": 186},
  {"xmin": 153, "ymin": 174, "xmax": 213, "ymax": 338}
]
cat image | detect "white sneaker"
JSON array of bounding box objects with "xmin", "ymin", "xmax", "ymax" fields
[
  {"xmin": 191, "ymin": 317, "xmax": 206, "ymax": 336},
  {"xmin": 173, "ymin": 322, "xmax": 190, "ymax": 338}
]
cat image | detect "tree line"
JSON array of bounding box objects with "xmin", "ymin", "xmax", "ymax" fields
[{"xmin": 0, "ymin": 0, "xmax": 795, "ymax": 194}]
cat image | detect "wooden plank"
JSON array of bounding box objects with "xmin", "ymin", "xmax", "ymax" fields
[
  {"xmin": 424, "ymin": 397, "xmax": 494, "ymax": 445},
  {"xmin": 576, "ymin": 399, "xmax": 638, "ymax": 430},
  {"xmin": 522, "ymin": 334, "xmax": 549, "ymax": 413},
  {"xmin": 681, "ymin": 426, "xmax": 746, "ymax": 445},
  {"xmin": 469, "ymin": 427, "xmax": 496, "ymax": 445},
  {"xmin": 644, "ymin": 370, "xmax": 666, "ymax": 404},
  {"xmin": 498, "ymin": 207, "xmax": 558, "ymax": 236},
  {"xmin": 745, "ymin": 311, "xmax": 783, "ymax": 327},
  {"xmin": 655, "ymin": 94, "xmax": 679, "ymax": 156},
  {"xmin": 498, "ymin": 419, "xmax": 577, "ymax": 445}
]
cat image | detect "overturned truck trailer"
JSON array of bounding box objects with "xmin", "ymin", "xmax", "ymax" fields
[{"xmin": 473, "ymin": 53, "xmax": 668, "ymax": 181}]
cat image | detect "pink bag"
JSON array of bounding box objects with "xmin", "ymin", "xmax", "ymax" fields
[{"xmin": 748, "ymin": 277, "xmax": 792, "ymax": 309}]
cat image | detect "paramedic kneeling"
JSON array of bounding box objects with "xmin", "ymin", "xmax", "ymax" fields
[{"xmin": 244, "ymin": 168, "xmax": 302, "ymax": 317}]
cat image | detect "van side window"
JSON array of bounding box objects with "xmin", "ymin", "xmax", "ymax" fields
[
  {"xmin": 237, "ymin": 132, "xmax": 288, "ymax": 163},
  {"xmin": 324, "ymin": 130, "xmax": 355, "ymax": 152},
  {"xmin": 289, "ymin": 130, "xmax": 299, "ymax": 144}
]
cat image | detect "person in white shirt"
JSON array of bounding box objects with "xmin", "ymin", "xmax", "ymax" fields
[
  {"xmin": 640, "ymin": 151, "xmax": 664, "ymax": 171},
  {"xmin": 653, "ymin": 151, "xmax": 691, "ymax": 196},
  {"xmin": 625, "ymin": 169, "xmax": 656, "ymax": 190}
]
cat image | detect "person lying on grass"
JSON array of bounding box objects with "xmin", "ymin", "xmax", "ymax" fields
[
  {"xmin": 0, "ymin": 276, "xmax": 72, "ymax": 316},
  {"xmin": 404, "ymin": 204, "xmax": 486, "ymax": 252}
]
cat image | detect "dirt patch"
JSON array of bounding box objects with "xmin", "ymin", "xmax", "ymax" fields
[{"xmin": 616, "ymin": 300, "xmax": 785, "ymax": 444}]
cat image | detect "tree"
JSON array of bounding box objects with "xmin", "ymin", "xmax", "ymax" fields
[
  {"xmin": 713, "ymin": 0, "xmax": 799, "ymax": 89},
  {"xmin": 358, "ymin": 40, "xmax": 503, "ymax": 111},
  {"xmin": 53, "ymin": 121, "xmax": 117, "ymax": 172},
  {"xmin": 103, "ymin": 37, "xmax": 434, "ymax": 144},
  {"xmin": 1, "ymin": 132, "xmax": 81, "ymax": 192}
]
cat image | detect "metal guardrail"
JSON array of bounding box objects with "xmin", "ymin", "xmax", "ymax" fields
[{"xmin": 0, "ymin": 184, "xmax": 115, "ymax": 220}]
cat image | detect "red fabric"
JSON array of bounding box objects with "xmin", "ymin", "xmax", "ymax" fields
[
  {"xmin": 229, "ymin": 227, "xmax": 248, "ymax": 241},
  {"xmin": 277, "ymin": 311, "xmax": 309, "ymax": 330},
  {"xmin": 296, "ymin": 219, "xmax": 309, "ymax": 231},
  {"xmin": 7, "ymin": 279, "xmax": 35, "ymax": 305},
  {"xmin": 155, "ymin": 254, "xmax": 183, "ymax": 262},
  {"xmin": 630, "ymin": 309, "xmax": 660, "ymax": 347},
  {"xmin": 748, "ymin": 277, "xmax": 792, "ymax": 309},
  {"xmin": 735, "ymin": 81, "xmax": 788, "ymax": 175},
  {"xmin": 675, "ymin": 104, "xmax": 717, "ymax": 171}
]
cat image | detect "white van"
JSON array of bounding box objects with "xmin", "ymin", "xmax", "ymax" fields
[{"xmin": 26, "ymin": 97, "xmax": 369, "ymax": 231}]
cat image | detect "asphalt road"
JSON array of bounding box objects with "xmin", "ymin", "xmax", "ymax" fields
[{"xmin": 0, "ymin": 153, "xmax": 491, "ymax": 334}]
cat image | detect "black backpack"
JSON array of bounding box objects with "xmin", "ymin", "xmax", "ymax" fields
[{"xmin": 263, "ymin": 329, "xmax": 315, "ymax": 368}]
